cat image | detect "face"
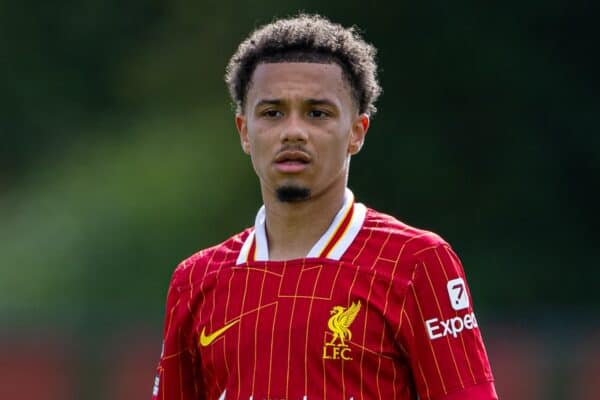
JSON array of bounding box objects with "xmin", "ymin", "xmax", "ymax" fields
[{"xmin": 235, "ymin": 62, "xmax": 369, "ymax": 203}]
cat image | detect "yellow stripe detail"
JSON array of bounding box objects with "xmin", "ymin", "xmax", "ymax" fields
[{"xmin": 319, "ymin": 202, "xmax": 354, "ymax": 257}]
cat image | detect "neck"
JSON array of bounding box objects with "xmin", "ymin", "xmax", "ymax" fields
[{"xmin": 262, "ymin": 183, "xmax": 347, "ymax": 261}]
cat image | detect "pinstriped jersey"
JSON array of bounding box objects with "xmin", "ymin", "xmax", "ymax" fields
[{"xmin": 152, "ymin": 191, "xmax": 497, "ymax": 399}]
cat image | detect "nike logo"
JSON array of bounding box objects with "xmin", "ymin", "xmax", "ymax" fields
[{"xmin": 199, "ymin": 319, "xmax": 240, "ymax": 346}]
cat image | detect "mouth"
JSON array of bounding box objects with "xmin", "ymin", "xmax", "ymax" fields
[
  {"xmin": 273, "ymin": 150, "xmax": 311, "ymax": 173},
  {"xmin": 275, "ymin": 150, "xmax": 311, "ymax": 164}
]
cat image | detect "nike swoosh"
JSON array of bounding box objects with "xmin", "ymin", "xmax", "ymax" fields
[{"xmin": 199, "ymin": 319, "xmax": 240, "ymax": 346}]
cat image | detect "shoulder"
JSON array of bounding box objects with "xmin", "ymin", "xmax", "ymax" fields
[
  {"xmin": 361, "ymin": 207, "xmax": 451, "ymax": 259},
  {"xmin": 169, "ymin": 228, "xmax": 252, "ymax": 288},
  {"xmin": 362, "ymin": 209, "xmax": 470, "ymax": 282}
]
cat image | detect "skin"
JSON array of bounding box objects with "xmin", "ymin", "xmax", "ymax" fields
[{"xmin": 235, "ymin": 62, "xmax": 369, "ymax": 260}]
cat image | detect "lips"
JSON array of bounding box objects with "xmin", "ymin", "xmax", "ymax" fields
[
  {"xmin": 273, "ymin": 150, "xmax": 311, "ymax": 173},
  {"xmin": 274, "ymin": 150, "xmax": 311, "ymax": 164}
]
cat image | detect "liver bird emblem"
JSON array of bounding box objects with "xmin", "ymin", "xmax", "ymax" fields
[{"xmin": 327, "ymin": 301, "xmax": 361, "ymax": 346}]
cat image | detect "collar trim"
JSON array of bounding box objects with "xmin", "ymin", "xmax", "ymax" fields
[{"xmin": 235, "ymin": 189, "xmax": 366, "ymax": 265}]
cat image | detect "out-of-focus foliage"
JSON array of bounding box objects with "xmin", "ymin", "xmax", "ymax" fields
[
  {"xmin": 0, "ymin": 111, "xmax": 258, "ymax": 326},
  {"xmin": 1, "ymin": 0, "xmax": 598, "ymax": 325}
]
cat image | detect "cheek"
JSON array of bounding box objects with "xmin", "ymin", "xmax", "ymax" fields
[
  {"xmin": 248, "ymin": 135, "xmax": 272, "ymax": 169},
  {"xmin": 321, "ymin": 137, "xmax": 351, "ymax": 169}
]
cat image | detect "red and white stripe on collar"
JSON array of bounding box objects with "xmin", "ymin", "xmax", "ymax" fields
[{"xmin": 236, "ymin": 189, "xmax": 366, "ymax": 265}]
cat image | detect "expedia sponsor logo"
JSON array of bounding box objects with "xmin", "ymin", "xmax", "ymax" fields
[
  {"xmin": 446, "ymin": 277, "xmax": 469, "ymax": 311},
  {"xmin": 426, "ymin": 312, "xmax": 478, "ymax": 340}
]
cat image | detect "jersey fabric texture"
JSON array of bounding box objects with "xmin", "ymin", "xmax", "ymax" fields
[{"xmin": 152, "ymin": 190, "xmax": 497, "ymax": 400}]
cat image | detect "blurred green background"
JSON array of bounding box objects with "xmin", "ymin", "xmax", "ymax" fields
[{"xmin": 1, "ymin": 1, "xmax": 598, "ymax": 399}]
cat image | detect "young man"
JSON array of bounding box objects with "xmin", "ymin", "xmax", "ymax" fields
[{"xmin": 152, "ymin": 14, "xmax": 497, "ymax": 400}]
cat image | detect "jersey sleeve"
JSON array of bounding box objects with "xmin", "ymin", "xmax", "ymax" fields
[
  {"xmin": 399, "ymin": 243, "xmax": 497, "ymax": 400},
  {"xmin": 152, "ymin": 268, "xmax": 205, "ymax": 400}
]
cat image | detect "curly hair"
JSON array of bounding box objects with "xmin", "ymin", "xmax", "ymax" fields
[{"xmin": 225, "ymin": 14, "xmax": 381, "ymax": 116}]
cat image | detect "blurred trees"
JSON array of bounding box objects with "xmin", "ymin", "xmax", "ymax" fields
[{"xmin": 0, "ymin": 0, "xmax": 598, "ymax": 329}]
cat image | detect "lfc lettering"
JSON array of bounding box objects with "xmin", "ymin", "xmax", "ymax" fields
[{"xmin": 322, "ymin": 343, "xmax": 353, "ymax": 360}]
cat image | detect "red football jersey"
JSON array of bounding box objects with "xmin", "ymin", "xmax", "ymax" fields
[{"xmin": 152, "ymin": 190, "xmax": 497, "ymax": 399}]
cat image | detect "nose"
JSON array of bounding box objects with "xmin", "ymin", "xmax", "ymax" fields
[{"xmin": 280, "ymin": 112, "xmax": 308, "ymax": 144}]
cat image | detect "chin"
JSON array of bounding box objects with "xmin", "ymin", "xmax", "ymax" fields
[{"xmin": 275, "ymin": 185, "xmax": 311, "ymax": 203}]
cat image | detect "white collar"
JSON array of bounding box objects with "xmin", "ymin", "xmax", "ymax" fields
[{"xmin": 236, "ymin": 188, "xmax": 366, "ymax": 265}]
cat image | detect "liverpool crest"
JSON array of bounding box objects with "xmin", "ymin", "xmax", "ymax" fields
[{"xmin": 322, "ymin": 301, "xmax": 361, "ymax": 360}]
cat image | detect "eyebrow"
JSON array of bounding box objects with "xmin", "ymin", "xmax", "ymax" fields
[
  {"xmin": 254, "ymin": 98, "xmax": 338, "ymax": 108},
  {"xmin": 255, "ymin": 99, "xmax": 283, "ymax": 107},
  {"xmin": 305, "ymin": 98, "xmax": 337, "ymax": 108}
]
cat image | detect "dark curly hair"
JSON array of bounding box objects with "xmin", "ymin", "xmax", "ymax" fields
[{"xmin": 225, "ymin": 14, "xmax": 381, "ymax": 116}]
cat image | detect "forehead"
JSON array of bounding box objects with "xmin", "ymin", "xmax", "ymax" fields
[{"xmin": 246, "ymin": 62, "xmax": 353, "ymax": 108}]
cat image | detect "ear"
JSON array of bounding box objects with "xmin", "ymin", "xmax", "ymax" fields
[
  {"xmin": 235, "ymin": 114, "xmax": 251, "ymax": 155},
  {"xmin": 348, "ymin": 114, "xmax": 369, "ymax": 155}
]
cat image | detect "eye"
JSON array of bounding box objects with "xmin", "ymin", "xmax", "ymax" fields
[
  {"xmin": 308, "ymin": 109, "xmax": 329, "ymax": 119},
  {"xmin": 262, "ymin": 109, "xmax": 283, "ymax": 118}
]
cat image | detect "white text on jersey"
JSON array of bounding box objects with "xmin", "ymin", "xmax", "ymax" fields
[{"xmin": 425, "ymin": 312, "xmax": 478, "ymax": 340}]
